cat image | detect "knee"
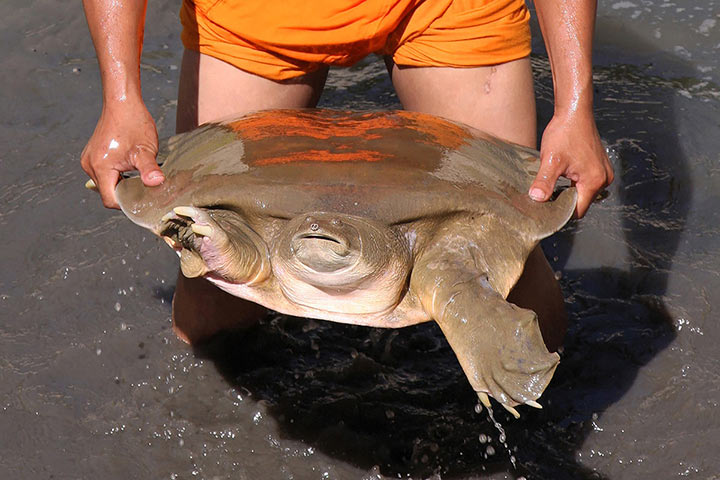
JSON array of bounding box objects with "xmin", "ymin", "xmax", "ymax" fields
[{"xmin": 507, "ymin": 246, "xmax": 567, "ymax": 352}]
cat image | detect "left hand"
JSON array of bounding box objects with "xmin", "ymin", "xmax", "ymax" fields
[{"xmin": 528, "ymin": 110, "xmax": 614, "ymax": 218}]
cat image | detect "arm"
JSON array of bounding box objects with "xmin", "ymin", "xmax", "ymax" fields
[
  {"xmin": 81, "ymin": 0, "xmax": 164, "ymax": 209},
  {"xmin": 529, "ymin": 0, "xmax": 613, "ymax": 218}
]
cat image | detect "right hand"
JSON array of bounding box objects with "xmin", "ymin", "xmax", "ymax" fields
[{"xmin": 81, "ymin": 100, "xmax": 164, "ymax": 209}]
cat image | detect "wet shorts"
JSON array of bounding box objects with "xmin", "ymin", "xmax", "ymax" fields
[{"xmin": 180, "ymin": 0, "xmax": 530, "ymax": 81}]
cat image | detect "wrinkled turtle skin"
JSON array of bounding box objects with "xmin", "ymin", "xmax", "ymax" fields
[{"xmin": 115, "ymin": 109, "xmax": 577, "ymax": 416}]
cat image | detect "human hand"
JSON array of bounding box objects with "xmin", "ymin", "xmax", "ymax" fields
[
  {"xmin": 81, "ymin": 100, "xmax": 164, "ymax": 209},
  {"xmin": 528, "ymin": 111, "xmax": 613, "ymax": 218}
]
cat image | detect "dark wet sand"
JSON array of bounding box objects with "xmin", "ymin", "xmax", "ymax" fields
[{"xmin": 1, "ymin": 0, "xmax": 719, "ymax": 478}]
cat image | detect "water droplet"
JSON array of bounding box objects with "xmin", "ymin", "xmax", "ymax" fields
[
  {"xmin": 114, "ymin": 302, "xmax": 121, "ymax": 312},
  {"xmin": 478, "ymin": 433, "xmax": 488, "ymax": 444},
  {"xmin": 486, "ymin": 445, "xmax": 495, "ymax": 456},
  {"xmin": 483, "ymin": 403, "xmax": 517, "ymax": 469}
]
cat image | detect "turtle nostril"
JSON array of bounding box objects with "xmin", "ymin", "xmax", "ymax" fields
[{"xmin": 310, "ymin": 223, "xmax": 319, "ymax": 231}]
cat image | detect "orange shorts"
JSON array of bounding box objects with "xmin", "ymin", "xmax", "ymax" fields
[{"xmin": 180, "ymin": 0, "xmax": 530, "ymax": 81}]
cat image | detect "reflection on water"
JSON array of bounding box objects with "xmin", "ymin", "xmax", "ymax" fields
[{"xmin": 1, "ymin": 0, "xmax": 719, "ymax": 478}]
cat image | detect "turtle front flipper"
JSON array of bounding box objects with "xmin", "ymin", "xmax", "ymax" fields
[
  {"xmin": 412, "ymin": 241, "xmax": 559, "ymax": 417},
  {"xmin": 160, "ymin": 206, "xmax": 270, "ymax": 284}
]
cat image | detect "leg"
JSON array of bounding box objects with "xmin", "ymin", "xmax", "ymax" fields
[
  {"xmin": 389, "ymin": 58, "xmax": 536, "ymax": 146},
  {"xmin": 172, "ymin": 50, "xmax": 328, "ymax": 344},
  {"xmin": 391, "ymin": 59, "xmax": 567, "ymax": 351},
  {"xmin": 177, "ymin": 49, "xmax": 328, "ymax": 132},
  {"xmin": 507, "ymin": 245, "xmax": 567, "ymax": 352},
  {"xmin": 411, "ymin": 236, "xmax": 560, "ymax": 414}
]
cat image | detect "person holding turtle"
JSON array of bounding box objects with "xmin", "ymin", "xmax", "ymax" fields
[{"xmin": 80, "ymin": 0, "xmax": 613, "ymax": 350}]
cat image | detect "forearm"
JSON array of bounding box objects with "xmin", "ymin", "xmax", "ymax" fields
[
  {"xmin": 82, "ymin": 0, "xmax": 147, "ymax": 106},
  {"xmin": 528, "ymin": 1, "xmax": 612, "ymax": 218},
  {"xmin": 81, "ymin": 0, "xmax": 162, "ymax": 209},
  {"xmin": 533, "ymin": 0, "xmax": 597, "ymax": 117}
]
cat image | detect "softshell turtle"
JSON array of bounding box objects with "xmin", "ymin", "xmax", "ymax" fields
[{"xmin": 113, "ymin": 109, "xmax": 576, "ymax": 417}]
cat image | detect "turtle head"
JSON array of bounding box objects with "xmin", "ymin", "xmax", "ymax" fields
[{"xmin": 273, "ymin": 213, "xmax": 411, "ymax": 315}]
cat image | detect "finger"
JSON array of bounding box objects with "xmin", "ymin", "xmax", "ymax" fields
[
  {"xmin": 529, "ymin": 154, "xmax": 564, "ymax": 202},
  {"xmin": 574, "ymin": 185, "xmax": 595, "ymax": 219},
  {"xmin": 575, "ymin": 163, "xmax": 613, "ymax": 218},
  {"xmin": 95, "ymin": 168, "xmax": 122, "ymax": 209},
  {"xmin": 133, "ymin": 148, "xmax": 164, "ymax": 187}
]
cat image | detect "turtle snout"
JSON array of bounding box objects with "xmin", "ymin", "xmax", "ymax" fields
[{"xmin": 289, "ymin": 214, "xmax": 360, "ymax": 273}]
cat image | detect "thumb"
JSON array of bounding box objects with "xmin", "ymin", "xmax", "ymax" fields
[
  {"xmin": 529, "ymin": 154, "xmax": 563, "ymax": 202},
  {"xmin": 133, "ymin": 148, "xmax": 165, "ymax": 187}
]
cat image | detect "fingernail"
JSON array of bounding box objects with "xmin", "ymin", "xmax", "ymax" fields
[
  {"xmin": 149, "ymin": 172, "xmax": 164, "ymax": 182},
  {"xmin": 529, "ymin": 188, "xmax": 546, "ymax": 201}
]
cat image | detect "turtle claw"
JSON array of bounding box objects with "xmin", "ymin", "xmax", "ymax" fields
[
  {"xmin": 161, "ymin": 211, "xmax": 178, "ymax": 223},
  {"xmin": 161, "ymin": 205, "xmax": 269, "ymax": 284},
  {"xmin": 170, "ymin": 206, "xmax": 215, "ymax": 238},
  {"xmin": 191, "ymin": 224, "xmax": 213, "ymax": 236},
  {"xmin": 478, "ymin": 391, "xmax": 542, "ymax": 418},
  {"xmin": 173, "ymin": 206, "xmax": 200, "ymax": 219},
  {"xmin": 502, "ymin": 404, "xmax": 521, "ymax": 419},
  {"xmin": 163, "ymin": 236, "xmax": 181, "ymax": 249}
]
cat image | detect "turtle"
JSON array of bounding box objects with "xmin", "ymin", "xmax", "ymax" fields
[{"xmin": 110, "ymin": 109, "xmax": 576, "ymax": 417}]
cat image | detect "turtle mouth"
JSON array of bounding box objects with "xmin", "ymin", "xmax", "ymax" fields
[
  {"xmin": 295, "ymin": 232, "xmax": 345, "ymax": 247},
  {"xmin": 291, "ymin": 232, "xmax": 354, "ymax": 273},
  {"xmin": 298, "ymin": 233, "xmax": 340, "ymax": 242}
]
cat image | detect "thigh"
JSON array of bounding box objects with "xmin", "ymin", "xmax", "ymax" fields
[
  {"xmin": 176, "ymin": 49, "xmax": 329, "ymax": 133},
  {"xmin": 390, "ymin": 57, "xmax": 536, "ymax": 148}
]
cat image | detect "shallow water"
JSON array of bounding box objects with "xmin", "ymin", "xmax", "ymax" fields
[{"xmin": 1, "ymin": 0, "xmax": 719, "ymax": 478}]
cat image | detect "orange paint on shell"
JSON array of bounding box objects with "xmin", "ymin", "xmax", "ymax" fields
[
  {"xmin": 394, "ymin": 111, "xmax": 468, "ymax": 150},
  {"xmin": 255, "ymin": 149, "xmax": 388, "ymax": 166},
  {"xmin": 225, "ymin": 112, "xmax": 403, "ymax": 141}
]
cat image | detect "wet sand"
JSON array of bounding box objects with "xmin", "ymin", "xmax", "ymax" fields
[{"xmin": 1, "ymin": 0, "xmax": 719, "ymax": 478}]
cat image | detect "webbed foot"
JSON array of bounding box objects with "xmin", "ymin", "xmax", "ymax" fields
[
  {"xmin": 418, "ymin": 271, "xmax": 560, "ymax": 417},
  {"xmin": 160, "ymin": 206, "xmax": 269, "ymax": 284}
]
